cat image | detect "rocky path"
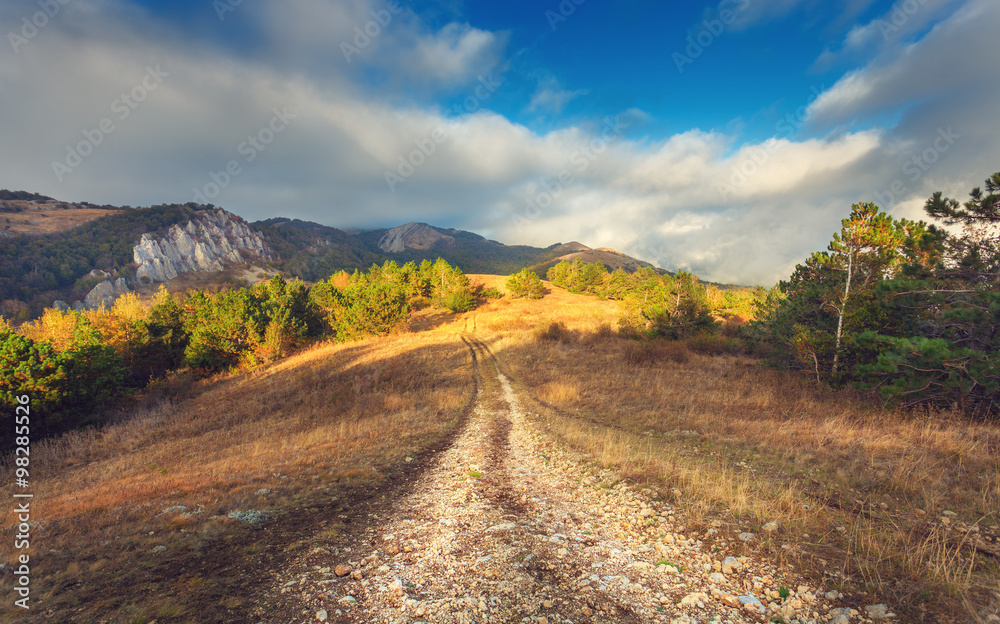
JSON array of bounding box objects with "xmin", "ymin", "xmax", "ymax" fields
[{"xmin": 269, "ymin": 336, "xmax": 887, "ymax": 624}]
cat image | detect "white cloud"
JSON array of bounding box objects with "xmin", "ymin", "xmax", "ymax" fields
[
  {"xmin": 404, "ymin": 22, "xmax": 505, "ymax": 86},
  {"xmin": 527, "ymin": 77, "xmax": 589, "ymax": 114},
  {"xmin": 808, "ymin": 0, "xmax": 999, "ymax": 124},
  {"xmin": 0, "ymin": 0, "xmax": 997, "ymax": 286}
]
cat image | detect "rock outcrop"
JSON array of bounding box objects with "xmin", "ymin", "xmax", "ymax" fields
[
  {"xmin": 133, "ymin": 210, "xmax": 272, "ymax": 285},
  {"xmin": 377, "ymin": 222, "xmax": 453, "ymax": 253},
  {"xmin": 84, "ymin": 277, "xmax": 130, "ymax": 310}
]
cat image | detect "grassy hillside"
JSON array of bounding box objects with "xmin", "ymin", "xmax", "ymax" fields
[
  {"xmin": 0, "ymin": 325, "xmax": 474, "ymax": 622},
  {"xmin": 3, "ymin": 277, "xmax": 996, "ymax": 622}
]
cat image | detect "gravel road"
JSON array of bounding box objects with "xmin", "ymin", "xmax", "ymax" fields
[{"xmin": 269, "ymin": 336, "xmax": 884, "ymax": 624}]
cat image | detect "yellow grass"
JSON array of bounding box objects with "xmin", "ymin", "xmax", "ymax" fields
[
  {"xmin": 2, "ymin": 276, "xmax": 998, "ymax": 622},
  {"xmin": 467, "ymin": 280, "xmax": 1000, "ymax": 623},
  {"xmin": 1, "ymin": 207, "xmax": 116, "ymax": 235},
  {"xmin": 0, "ymin": 327, "xmax": 474, "ymax": 622}
]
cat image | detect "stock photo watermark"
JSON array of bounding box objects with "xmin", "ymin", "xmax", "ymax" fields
[
  {"xmin": 11, "ymin": 394, "xmax": 33, "ymax": 610},
  {"xmin": 545, "ymin": 0, "xmax": 587, "ymax": 31},
  {"xmin": 384, "ymin": 74, "xmax": 502, "ymax": 192},
  {"xmin": 717, "ymin": 84, "xmax": 824, "ymax": 201},
  {"xmin": 673, "ymin": 0, "xmax": 750, "ymax": 73},
  {"xmin": 7, "ymin": 0, "xmax": 73, "ymax": 54},
  {"xmin": 213, "ymin": 0, "xmax": 243, "ymax": 22},
  {"xmin": 51, "ymin": 65, "xmax": 169, "ymax": 183},
  {"xmin": 513, "ymin": 114, "xmax": 630, "ymax": 231},
  {"xmin": 873, "ymin": 126, "xmax": 960, "ymax": 207},
  {"xmin": 192, "ymin": 107, "xmax": 297, "ymax": 204},
  {"xmin": 341, "ymin": 1, "xmax": 402, "ymax": 63},
  {"xmin": 875, "ymin": 0, "xmax": 933, "ymax": 41}
]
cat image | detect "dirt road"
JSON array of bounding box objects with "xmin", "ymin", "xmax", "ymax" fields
[{"xmin": 268, "ymin": 335, "xmax": 854, "ymax": 624}]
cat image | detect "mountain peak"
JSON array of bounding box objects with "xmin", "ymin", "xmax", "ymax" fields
[{"xmin": 378, "ymin": 222, "xmax": 453, "ymax": 253}]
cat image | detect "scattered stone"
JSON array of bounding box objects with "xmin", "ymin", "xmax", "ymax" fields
[
  {"xmin": 389, "ymin": 579, "xmax": 403, "ymax": 595},
  {"xmin": 830, "ymin": 607, "xmax": 852, "ymax": 624},
  {"xmin": 271, "ymin": 365, "xmax": 874, "ymax": 623},
  {"xmin": 486, "ymin": 522, "xmax": 515, "ymax": 532},
  {"xmin": 762, "ymin": 521, "xmax": 779, "ymax": 533},
  {"xmin": 865, "ymin": 604, "xmax": 891, "ymax": 620},
  {"xmin": 316, "ymin": 609, "xmax": 328, "ymax": 622},
  {"xmin": 739, "ymin": 594, "xmax": 764, "ymax": 614},
  {"xmin": 738, "ymin": 532, "xmax": 755, "ymax": 542},
  {"xmin": 680, "ymin": 592, "xmax": 708, "ymax": 607},
  {"xmin": 721, "ymin": 556, "xmax": 742, "ymax": 575},
  {"xmin": 718, "ymin": 593, "xmax": 740, "ymax": 608}
]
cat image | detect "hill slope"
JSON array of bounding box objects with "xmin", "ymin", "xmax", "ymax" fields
[{"xmin": 0, "ymin": 191, "xmax": 668, "ymax": 316}]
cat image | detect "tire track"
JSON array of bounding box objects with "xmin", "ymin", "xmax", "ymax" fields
[{"xmin": 273, "ymin": 333, "xmax": 837, "ymax": 624}]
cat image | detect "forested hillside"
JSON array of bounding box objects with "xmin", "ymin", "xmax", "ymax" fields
[
  {"xmin": 262, "ymin": 218, "xmax": 569, "ymax": 279},
  {"xmin": 0, "ymin": 204, "xmax": 198, "ymax": 318}
]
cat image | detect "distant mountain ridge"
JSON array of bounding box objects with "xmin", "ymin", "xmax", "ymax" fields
[
  {"xmin": 0, "ymin": 192, "xmax": 669, "ymax": 317},
  {"xmin": 528, "ymin": 243, "xmax": 665, "ymax": 277}
]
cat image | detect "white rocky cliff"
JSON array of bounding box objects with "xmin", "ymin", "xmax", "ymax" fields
[{"xmin": 133, "ymin": 209, "xmax": 273, "ymax": 285}]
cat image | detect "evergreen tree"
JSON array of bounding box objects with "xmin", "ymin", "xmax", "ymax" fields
[{"xmin": 506, "ymin": 268, "xmax": 545, "ymax": 299}]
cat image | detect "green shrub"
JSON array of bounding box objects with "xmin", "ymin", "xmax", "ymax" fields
[
  {"xmin": 506, "ymin": 268, "xmax": 545, "ymax": 299},
  {"xmin": 441, "ymin": 288, "xmax": 476, "ymax": 313}
]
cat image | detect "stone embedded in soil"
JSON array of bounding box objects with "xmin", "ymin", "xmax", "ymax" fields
[
  {"xmin": 722, "ymin": 556, "xmax": 742, "ymax": 575},
  {"xmin": 272, "ymin": 367, "xmax": 864, "ymax": 624},
  {"xmin": 865, "ymin": 603, "xmax": 891, "ymax": 620}
]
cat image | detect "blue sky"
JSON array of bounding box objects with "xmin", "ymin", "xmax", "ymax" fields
[{"xmin": 1, "ymin": 0, "xmax": 997, "ymax": 284}]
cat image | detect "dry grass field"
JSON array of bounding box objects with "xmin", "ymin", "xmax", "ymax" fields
[
  {"xmin": 1, "ymin": 276, "xmax": 997, "ymax": 622},
  {"xmin": 0, "ymin": 206, "xmax": 118, "ymax": 235},
  {"xmin": 0, "ymin": 324, "xmax": 474, "ymax": 623},
  {"xmin": 471, "ymin": 277, "xmax": 1000, "ymax": 623}
]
